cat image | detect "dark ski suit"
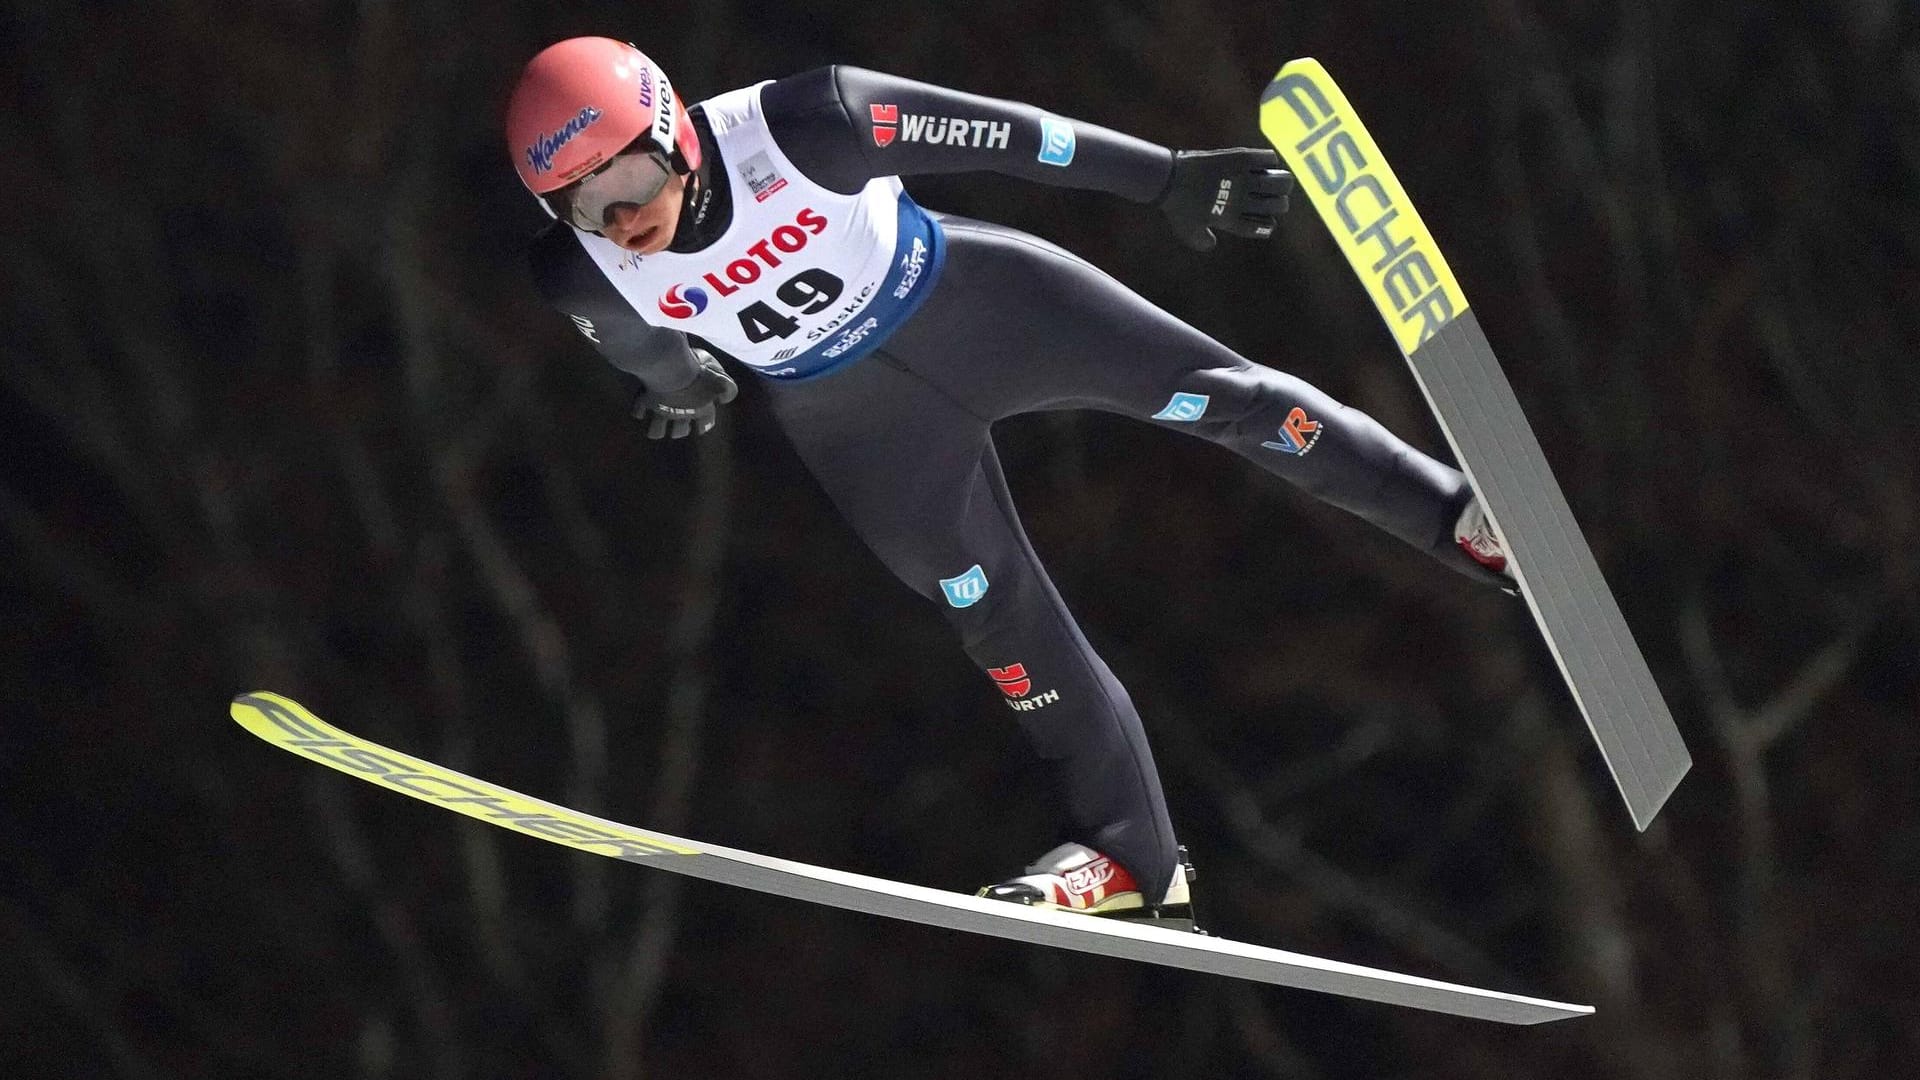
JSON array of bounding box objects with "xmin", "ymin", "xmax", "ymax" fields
[{"xmin": 531, "ymin": 66, "xmax": 1494, "ymax": 900}]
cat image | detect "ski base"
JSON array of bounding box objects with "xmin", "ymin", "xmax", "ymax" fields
[
  {"xmin": 232, "ymin": 692, "xmax": 1591, "ymax": 1025},
  {"xmin": 1259, "ymin": 57, "xmax": 1691, "ymax": 829}
]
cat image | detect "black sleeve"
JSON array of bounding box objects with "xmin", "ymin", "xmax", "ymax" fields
[
  {"xmin": 528, "ymin": 223, "xmax": 704, "ymax": 392},
  {"xmin": 759, "ymin": 66, "xmax": 1175, "ymax": 203}
]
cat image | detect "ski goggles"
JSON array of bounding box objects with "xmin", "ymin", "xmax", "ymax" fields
[{"xmin": 543, "ymin": 143, "xmax": 675, "ymax": 232}]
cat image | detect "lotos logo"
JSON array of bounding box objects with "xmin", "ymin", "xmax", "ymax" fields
[
  {"xmin": 870, "ymin": 104, "xmax": 898, "ymax": 146},
  {"xmin": 1261, "ymin": 406, "xmax": 1323, "ymax": 455},
  {"xmin": 658, "ymin": 284, "xmax": 710, "ymax": 319},
  {"xmin": 693, "ymin": 206, "xmax": 830, "ymax": 298},
  {"xmin": 525, "ymin": 106, "xmax": 604, "ymax": 175},
  {"xmin": 987, "ymin": 664, "xmax": 1032, "ymax": 698}
]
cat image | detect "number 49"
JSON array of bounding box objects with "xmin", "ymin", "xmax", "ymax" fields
[{"xmin": 738, "ymin": 268, "xmax": 843, "ymax": 343}]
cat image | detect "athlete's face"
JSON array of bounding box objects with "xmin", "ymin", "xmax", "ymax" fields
[{"xmin": 600, "ymin": 172, "xmax": 685, "ymax": 255}]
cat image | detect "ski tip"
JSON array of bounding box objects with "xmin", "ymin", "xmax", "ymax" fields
[
  {"xmin": 1262, "ymin": 56, "xmax": 1326, "ymax": 98},
  {"xmin": 231, "ymin": 690, "xmax": 294, "ymax": 713},
  {"xmin": 229, "ymin": 691, "xmax": 318, "ymax": 740}
]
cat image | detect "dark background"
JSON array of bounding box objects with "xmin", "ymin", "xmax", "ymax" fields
[{"xmin": 4, "ymin": 2, "xmax": 1916, "ymax": 1078}]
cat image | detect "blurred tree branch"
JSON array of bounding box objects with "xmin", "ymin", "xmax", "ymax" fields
[
  {"xmin": 311, "ymin": 778, "xmax": 465, "ymax": 1080},
  {"xmin": 0, "ymin": 898, "xmax": 164, "ymax": 1080},
  {"xmin": 1155, "ymin": 701, "xmax": 1520, "ymax": 987},
  {"xmin": 603, "ymin": 429, "xmax": 734, "ymax": 1080},
  {"xmin": 1679, "ymin": 595, "xmax": 1869, "ymax": 1080}
]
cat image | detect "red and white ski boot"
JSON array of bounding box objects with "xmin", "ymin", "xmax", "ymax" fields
[
  {"xmin": 1454, "ymin": 496, "xmax": 1514, "ymax": 579},
  {"xmin": 978, "ymin": 843, "xmax": 1200, "ymax": 932}
]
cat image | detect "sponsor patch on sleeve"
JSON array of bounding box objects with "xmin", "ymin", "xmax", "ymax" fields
[
  {"xmin": 1152, "ymin": 392, "xmax": 1210, "ymax": 422},
  {"xmin": 1037, "ymin": 116, "xmax": 1077, "ymax": 167}
]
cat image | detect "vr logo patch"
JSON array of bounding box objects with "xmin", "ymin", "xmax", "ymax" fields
[
  {"xmin": 940, "ymin": 564, "xmax": 989, "ymax": 608},
  {"xmin": 1261, "ymin": 406, "xmax": 1323, "ymax": 455}
]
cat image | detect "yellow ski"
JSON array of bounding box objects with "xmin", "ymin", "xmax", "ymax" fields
[
  {"xmin": 1261, "ymin": 59, "xmax": 1691, "ymax": 829},
  {"xmin": 233, "ymin": 691, "xmax": 1591, "ymax": 1024}
]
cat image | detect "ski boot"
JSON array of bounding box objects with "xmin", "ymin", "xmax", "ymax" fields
[
  {"xmin": 978, "ymin": 842, "xmax": 1201, "ymax": 933},
  {"xmin": 1454, "ymin": 496, "xmax": 1514, "ymax": 580}
]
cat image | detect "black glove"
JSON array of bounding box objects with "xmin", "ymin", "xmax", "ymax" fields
[
  {"xmin": 1157, "ymin": 148, "xmax": 1293, "ymax": 252},
  {"xmin": 631, "ymin": 349, "xmax": 738, "ymax": 440}
]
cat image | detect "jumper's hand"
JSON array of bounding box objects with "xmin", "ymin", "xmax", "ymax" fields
[
  {"xmin": 631, "ymin": 350, "xmax": 738, "ymax": 440},
  {"xmin": 1157, "ymin": 148, "xmax": 1293, "ymax": 252}
]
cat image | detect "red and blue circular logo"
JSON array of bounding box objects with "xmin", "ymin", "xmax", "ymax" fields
[{"xmin": 658, "ymin": 284, "xmax": 709, "ymax": 319}]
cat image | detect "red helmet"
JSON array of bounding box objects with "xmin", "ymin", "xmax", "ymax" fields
[{"xmin": 505, "ymin": 37, "xmax": 702, "ymax": 197}]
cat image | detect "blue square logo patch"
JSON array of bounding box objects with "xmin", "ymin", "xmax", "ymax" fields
[
  {"xmin": 1152, "ymin": 392, "xmax": 1210, "ymax": 422},
  {"xmin": 939, "ymin": 564, "xmax": 990, "ymax": 608},
  {"xmin": 1037, "ymin": 117, "xmax": 1076, "ymax": 167}
]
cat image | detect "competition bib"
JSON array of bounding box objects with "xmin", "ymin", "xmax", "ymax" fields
[{"xmin": 574, "ymin": 82, "xmax": 944, "ymax": 380}]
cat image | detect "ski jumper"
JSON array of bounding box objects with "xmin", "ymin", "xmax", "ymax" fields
[{"xmin": 530, "ymin": 67, "xmax": 1493, "ymax": 900}]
